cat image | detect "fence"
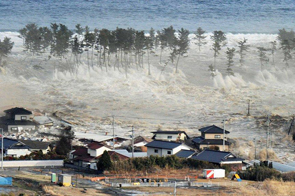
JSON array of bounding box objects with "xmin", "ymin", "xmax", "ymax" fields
[{"xmin": 1, "ymin": 160, "xmax": 63, "ymax": 168}]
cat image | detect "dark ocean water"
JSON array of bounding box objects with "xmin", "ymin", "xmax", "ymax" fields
[{"xmin": 0, "ymin": 0, "xmax": 295, "ymax": 33}]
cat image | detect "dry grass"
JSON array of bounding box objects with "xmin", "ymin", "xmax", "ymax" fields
[
  {"xmin": 259, "ymin": 148, "xmax": 279, "ymax": 161},
  {"xmin": 126, "ymin": 180, "xmax": 295, "ymax": 196},
  {"xmin": 43, "ymin": 185, "xmax": 112, "ymax": 196}
]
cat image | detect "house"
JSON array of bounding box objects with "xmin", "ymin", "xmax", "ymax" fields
[
  {"xmin": 1, "ymin": 107, "xmax": 37, "ymax": 132},
  {"xmin": 87, "ymin": 142, "xmax": 111, "ymax": 157},
  {"xmin": 192, "ymin": 125, "xmax": 230, "ymax": 151},
  {"xmin": 74, "ymin": 132, "xmax": 130, "ymax": 148},
  {"xmin": 0, "ymin": 138, "xmax": 30, "ymax": 158},
  {"xmin": 145, "ymin": 140, "xmax": 191, "ymax": 157},
  {"xmin": 19, "ymin": 140, "xmax": 51, "ymax": 154},
  {"xmin": 71, "ymin": 146, "xmax": 98, "ymax": 169},
  {"xmin": 175, "ymin": 149, "xmax": 197, "ymax": 159},
  {"xmin": 151, "ymin": 130, "xmax": 190, "ymax": 142},
  {"xmin": 191, "ymin": 149, "xmax": 244, "ymax": 170}
]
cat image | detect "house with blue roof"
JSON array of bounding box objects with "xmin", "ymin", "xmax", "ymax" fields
[
  {"xmin": 192, "ymin": 125, "xmax": 231, "ymax": 151},
  {"xmin": 145, "ymin": 140, "xmax": 191, "ymax": 157},
  {"xmin": 0, "ymin": 138, "xmax": 30, "ymax": 158}
]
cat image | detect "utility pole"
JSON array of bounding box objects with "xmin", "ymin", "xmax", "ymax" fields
[
  {"xmin": 1, "ymin": 128, "xmax": 3, "ymax": 170},
  {"xmin": 253, "ymin": 138, "xmax": 257, "ymax": 160},
  {"xmin": 131, "ymin": 126, "xmax": 134, "ymax": 159},
  {"xmin": 222, "ymin": 120, "xmax": 225, "ymax": 151},
  {"xmin": 174, "ymin": 181, "xmax": 177, "ymax": 196},
  {"xmin": 266, "ymin": 115, "xmax": 270, "ymax": 148},
  {"xmin": 112, "ymin": 115, "xmax": 115, "ymax": 150},
  {"xmin": 247, "ymin": 99, "xmax": 251, "ymax": 116}
]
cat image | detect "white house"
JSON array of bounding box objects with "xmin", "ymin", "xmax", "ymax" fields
[
  {"xmin": 87, "ymin": 142, "xmax": 111, "ymax": 157},
  {"xmin": 145, "ymin": 140, "xmax": 191, "ymax": 157},
  {"xmin": 151, "ymin": 130, "xmax": 190, "ymax": 142},
  {"xmin": 0, "ymin": 138, "xmax": 30, "ymax": 158}
]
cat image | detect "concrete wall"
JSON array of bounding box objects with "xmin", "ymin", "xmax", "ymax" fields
[{"xmin": 2, "ymin": 160, "xmax": 64, "ymax": 168}]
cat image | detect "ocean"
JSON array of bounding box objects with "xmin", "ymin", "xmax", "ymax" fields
[{"xmin": 0, "ymin": 0, "xmax": 295, "ymax": 33}]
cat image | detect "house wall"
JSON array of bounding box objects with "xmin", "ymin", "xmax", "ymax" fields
[
  {"xmin": 204, "ymin": 134, "xmax": 226, "ymax": 139},
  {"xmin": 147, "ymin": 147, "xmax": 162, "ymax": 157},
  {"xmin": 147, "ymin": 145, "xmax": 190, "ymax": 157},
  {"xmin": 87, "ymin": 146, "xmax": 110, "ymax": 157},
  {"xmin": 90, "ymin": 162, "xmax": 97, "ymax": 170},
  {"xmin": 6, "ymin": 149, "xmax": 30, "ymax": 157},
  {"xmin": 153, "ymin": 134, "xmax": 179, "ymax": 141},
  {"xmin": 15, "ymin": 114, "xmax": 33, "ymax": 121},
  {"xmin": 199, "ymin": 144, "xmax": 229, "ymax": 151},
  {"xmin": 172, "ymin": 145, "xmax": 190, "ymax": 154}
]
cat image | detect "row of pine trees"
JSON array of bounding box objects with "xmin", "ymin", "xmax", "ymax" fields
[{"xmin": 1, "ymin": 24, "xmax": 295, "ymax": 77}]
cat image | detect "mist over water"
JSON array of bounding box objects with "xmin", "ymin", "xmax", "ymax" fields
[{"xmin": 1, "ymin": 0, "xmax": 295, "ymax": 33}]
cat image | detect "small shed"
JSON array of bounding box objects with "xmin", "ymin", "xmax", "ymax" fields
[{"xmin": 58, "ymin": 174, "xmax": 72, "ymax": 186}]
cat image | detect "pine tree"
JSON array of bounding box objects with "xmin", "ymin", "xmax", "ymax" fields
[
  {"xmin": 225, "ymin": 47, "xmax": 235, "ymax": 75},
  {"xmin": 211, "ymin": 30, "xmax": 226, "ymax": 70},
  {"xmin": 0, "ymin": 37, "xmax": 14, "ymax": 66},
  {"xmin": 237, "ymin": 38, "xmax": 249, "ymax": 66},
  {"xmin": 257, "ymin": 47, "xmax": 269, "ymax": 70},
  {"xmin": 280, "ymin": 40, "xmax": 292, "ymax": 68},
  {"xmin": 97, "ymin": 150, "xmax": 112, "ymax": 171},
  {"xmin": 270, "ymin": 41, "xmax": 277, "ymax": 65},
  {"xmin": 195, "ymin": 27, "xmax": 207, "ymax": 51},
  {"xmin": 174, "ymin": 28, "xmax": 190, "ymax": 73}
]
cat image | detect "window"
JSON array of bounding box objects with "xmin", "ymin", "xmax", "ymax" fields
[
  {"xmin": 167, "ymin": 136, "xmax": 172, "ymax": 139},
  {"xmin": 21, "ymin": 116, "xmax": 27, "ymax": 120},
  {"xmin": 167, "ymin": 151, "xmax": 171, "ymax": 155},
  {"xmin": 11, "ymin": 127, "xmax": 18, "ymax": 131},
  {"xmin": 154, "ymin": 149, "xmax": 158, "ymax": 153},
  {"xmin": 214, "ymin": 135, "xmax": 221, "ymax": 139}
]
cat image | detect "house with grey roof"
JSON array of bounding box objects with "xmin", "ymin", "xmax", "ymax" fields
[
  {"xmin": 145, "ymin": 140, "xmax": 191, "ymax": 157},
  {"xmin": 192, "ymin": 125, "xmax": 231, "ymax": 151},
  {"xmin": 19, "ymin": 139, "xmax": 51, "ymax": 154},
  {"xmin": 151, "ymin": 130, "xmax": 190, "ymax": 142},
  {"xmin": 191, "ymin": 149, "xmax": 244, "ymax": 170}
]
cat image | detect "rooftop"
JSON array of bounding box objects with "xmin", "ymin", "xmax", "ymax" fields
[
  {"xmin": 175, "ymin": 150, "xmax": 196, "ymax": 158},
  {"xmin": 199, "ymin": 125, "xmax": 230, "ymax": 134},
  {"xmin": 72, "ymin": 147, "xmax": 88, "ymax": 156},
  {"xmin": 145, "ymin": 140, "xmax": 182, "ymax": 149},
  {"xmin": 151, "ymin": 130, "xmax": 190, "ymax": 139},
  {"xmin": 87, "ymin": 142, "xmax": 104, "ymax": 150},
  {"xmin": 192, "ymin": 149, "xmax": 244, "ymax": 164},
  {"xmin": 19, "ymin": 139, "xmax": 50, "ymax": 150},
  {"xmin": 192, "ymin": 137, "xmax": 231, "ymax": 145},
  {"xmin": 4, "ymin": 107, "xmax": 32, "ymax": 115}
]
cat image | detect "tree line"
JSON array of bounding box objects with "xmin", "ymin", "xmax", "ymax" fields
[{"xmin": 1, "ymin": 24, "xmax": 295, "ymax": 77}]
